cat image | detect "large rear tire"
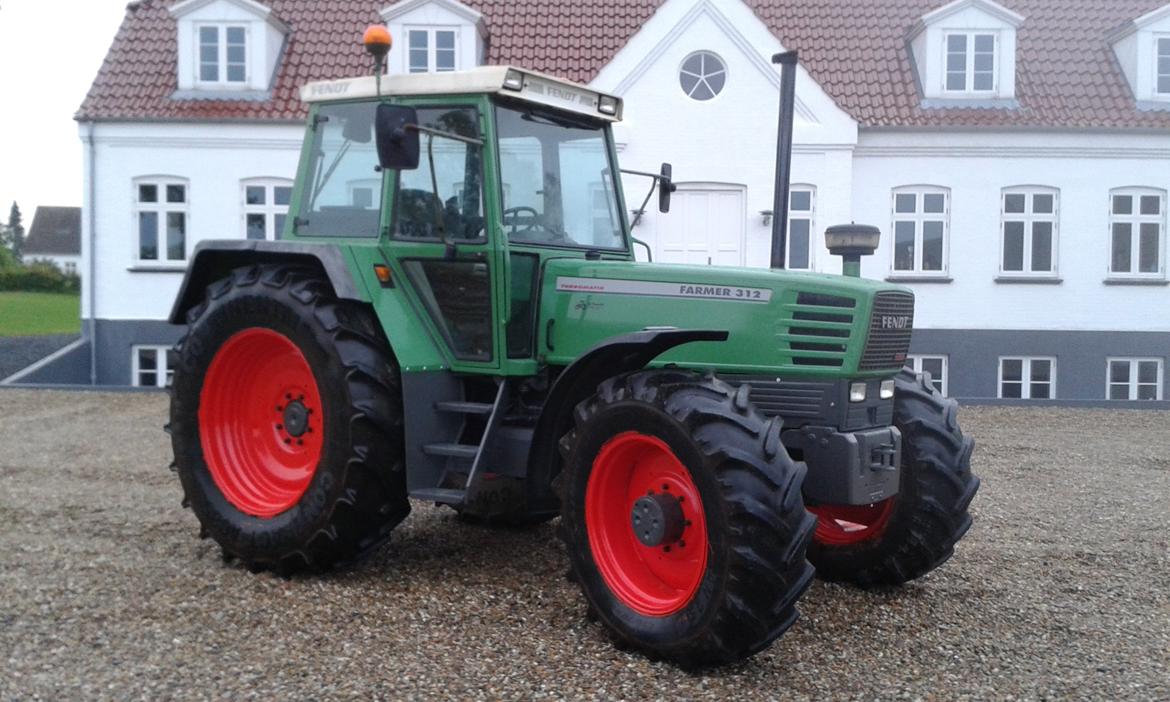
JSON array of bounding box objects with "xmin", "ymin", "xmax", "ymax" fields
[
  {"xmin": 806, "ymin": 368, "xmax": 978, "ymax": 586},
  {"xmin": 558, "ymin": 370, "xmax": 815, "ymax": 668},
  {"xmin": 169, "ymin": 264, "xmax": 410, "ymax": 574}
]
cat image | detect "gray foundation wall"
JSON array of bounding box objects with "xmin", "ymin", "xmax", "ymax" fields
[
  {"xmin": 81, "ymin": 319, "xmax": 1170, "ymax": 406},
  {"xmin": 910, "ymin": 328, "xmax": 1170, "ymax": 402}
]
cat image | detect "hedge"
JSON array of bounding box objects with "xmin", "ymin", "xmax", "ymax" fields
[{"xmin": 0, "ymin": 260, "xmax": 81, "ymax": 293}]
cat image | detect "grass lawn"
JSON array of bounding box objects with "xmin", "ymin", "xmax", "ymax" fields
[{"xmin": 0, "ymin": 292, "xmax": 81, "ymax": 337}]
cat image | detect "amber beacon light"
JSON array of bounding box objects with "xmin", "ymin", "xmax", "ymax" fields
[{"xmin": 364, "ymin": 25, "xmax": 392, "ymax": 59}]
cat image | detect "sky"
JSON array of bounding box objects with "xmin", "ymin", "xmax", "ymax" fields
[{"xmin": 0, "ymin": 0, "xmax": 128, "ymax": 220}]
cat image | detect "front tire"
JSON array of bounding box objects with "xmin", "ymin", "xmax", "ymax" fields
[
  {"xmin": 806, "ymin": 368, "xmax": 979, "ymax": 586},
  {"xmin": 170, "ymin": 265, "xmax": 410, "ymax": 574},
  {"xmin": 559, "ymin": 370, "xmax": 815, "ymax": 668}
]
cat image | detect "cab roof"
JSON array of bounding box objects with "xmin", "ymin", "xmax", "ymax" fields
[{"xmin": 300, "ymin": 66, "xmax": 623, "ymax": 122}]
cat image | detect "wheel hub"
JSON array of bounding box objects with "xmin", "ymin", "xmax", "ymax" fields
[
  {"xmin": 281, "ymin": 400, "xmax": 310, "ymax": 437},
  {"xmin": 631, "ymin": 493, "xmax": 685, "ymax": 547}
]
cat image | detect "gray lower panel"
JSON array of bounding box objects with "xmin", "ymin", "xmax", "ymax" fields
[
  {"xmin": 911, "ymin": 328, "xmax": 1170, "ymax": 402},
  {"xmin": 93, "ymin": 318, "xmax": 184, "ymax": 386}
]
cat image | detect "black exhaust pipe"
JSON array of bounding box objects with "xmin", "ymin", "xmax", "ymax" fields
[{"xmin": 769, "ymin": 50, "xmax": 798, "ymax": 270}]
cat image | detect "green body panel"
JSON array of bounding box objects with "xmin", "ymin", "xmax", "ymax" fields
[
  {"xmin": 277, "ymin": 94, "xmax": 908, "ymax": 381},
  {"xmin": 537, "ymin": 259, "xmax": 911, "ymax": 378}
]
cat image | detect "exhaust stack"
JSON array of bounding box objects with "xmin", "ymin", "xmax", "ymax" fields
[{"xmin": 769, "ymin": 51, "xmax": 798, "ymax": 269}]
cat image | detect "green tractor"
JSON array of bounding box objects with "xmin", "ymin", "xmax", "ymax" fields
[{"xmin": 168, "ymin": 36, "xmax": 978, "ymax": 667}]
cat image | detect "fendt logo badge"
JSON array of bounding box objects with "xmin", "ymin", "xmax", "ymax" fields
[{"xmin": 880, "ymin": 315, "xmax": 912, "ymax": 329}]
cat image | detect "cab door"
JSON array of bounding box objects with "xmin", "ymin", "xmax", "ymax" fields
[{"xmin": 382, "ymin": 100, "xmax": 501, "ymax": 370}]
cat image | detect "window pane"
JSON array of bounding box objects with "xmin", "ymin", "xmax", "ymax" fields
[
  {"xmin": 1032, "ymin": 193, "xmax": 1054, "ymax": 214},
  {"xmin": 199, "ymin": 27, "xmax": 218, "ymax": 82},
  {"xmin": 790, "ymin": 190, "xmax": 811, "ymax": 211},
  {"xmin": 1138, "ymin": 361, "xmax": 1159, "ymax": 384},
  {"xmin": 246, "ymin": 185, "xmax": 265, "ymax": 205},
  {"xmin": 1003, "ymin": 221, "xmax": 1024, "ymax": 271},
  {"xmin": 1001, "ymin": 382, "xmax": 1022, "ymax": 399},
  {"xmin": 788, "ymin": 219, "xmax": 810, "ymax": 269},
  {"xmin": 246, "ymin": 213, "xmax": 266, "ymax": 240},
  {"xmin": 200, "ymin": 62, "xmax": 218, "ymax": 82},
  {"xmin": 166, "ymin": 213, "xmax": 186, "ymax": 260},
  {"xmin": 690, "ymin": 81, "xmax": 714, "ymax": 100},
  {"xmin": 679, "ymin": 72, "xmax": 700, "ymax": 95},
  {"xmin": 1109, "ymin": 384, "xmax": 1129, "ymax": 400},
  {"xmin": 922, "ymin": 358, "xmax": 943, "ymax": 379},
  {"xmin": 1137, "ymin": 384, "xmax": 1158, "ymax": 400},
  {"xmin": 139, "ymin": 212, "xmax": 158, "ymax": 260},
  {"xmin": 274, "ymin": 213, "xmax": 287, "ymax": 238},
  {"xmin": 974, "ymin": 34, "xmax": 995, "ymax": 52},
  {"xmin": 1029, "ymin": 382, "xmax": 1050, "ymax": 400},
  {"xmin": 894, "ymin": 221, "xmax": 916, "ymax": 270},
  {"xmin": 226, "ymin": 64, "xmax": 246, "ymax": 82},
  {"xmin": 436, "ymin": 30, "xmax": 455, "ymax": 50},
  {"xmin": 436, "ymin": 49, "xmax": 456, "ymax": 72},
  {"xmin": 972, "ymin": 72, "xmax": 994, "ymax": 91},
  {"xmin": 227, "ymin": 27, "xmax": 245, "ymax": 44},
  {"xmin": 1139, "ymin": 223, "xmax": 1160, "ymax": 273},
  {"xmin": 922, "ymin": 220, "xmax": 944, "ymax": 270},
  {"xmin": 946, "ymin": 72, "xmax": 966, "ymax": 91},
  {"xmin": 1110, "ymin": 360, "xmax": 1130, "ymax": 383},
  {"xmin": 138, "ymin": 184, "xmax": 157, "ymax": 203},
  {"xmin": 274, "ymin": 186, "xmax": 292, "ymax": 206},
  {"xmin": 138, "ymin": 348, "xmax": 157, "ymax": 370},
  {"xmin": 1030, "ymin": 360, "xmax": 1051, "ymax": 383},
  {"xmin": 1031, "ymin": 221, "xmax": 1053, "ymax": 271},
  {"xmin": 946, "ymin": 52, "xmax": 966, "ymax": 72},
  {"xmin": 1140, "ymin": 195, "xmax": 1161, "ymax": 215},
  {"xmin": 923, "ymin": 193, "xmax": 945, "ymax": 213},
  {"xmin": 1004, "ymin": 193, "xmax": 1025, "ymax": 213},
  {"xmin": 947, "ymin": 34, "xmax": 966, "ymax": 52},
  {"xmin": 166, "ymin": 184, "xmax": 185, "ymax": 203},
  {"xmin": 894, "ymin": 193, "xmax": 916, "ymax": 213},
  {"xmin": 408, "ymin": 30, "xmax": 428, "ymax": 72},
  {"xmin": 1112, "ymin": 194, "xmax": 1132, "ymax": 215},
  {"xmin": 1160, "ymin": 75, "xmax": 1170, "ymax": 94},
  {"xmin": 974, "ymin": 53, "xmax": 994, "ymax": 72},
  {"xmin": 297, "ymin": 102, "xmax": 384, "ymax": 238},
  {"xmin": 1002, "ymin": 359, "xmax": 1022, "ymax": 382},
  {"xmin": 1112, "ymin": 223, "xmax": 1132, "ymax": 273}
]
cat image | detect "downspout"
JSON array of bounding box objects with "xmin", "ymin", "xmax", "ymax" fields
[{"xmin": 84, "ymin": 121, "xmax": 98, "ymax": 385}]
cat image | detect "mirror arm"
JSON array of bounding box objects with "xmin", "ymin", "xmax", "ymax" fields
[
  {"xmin": 619, "ymin": 168, "xmax": 675, "ymax": 225},
  {"xmin": 407, "ymin": 124, "xmax": 484, "ymax": 147}
]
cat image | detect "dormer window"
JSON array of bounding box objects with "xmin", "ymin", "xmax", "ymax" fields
[
  {"xmin": 198, "ymin": 25, "xmax": 248, "ymax": 84},
  {"xmin": 908, "ymin": 0, "xmax": 1023, "ymax": 103},
  {"xmin": 944, "ymin": 32, "xmax": 996, "ymax": 93},
  {"xmin": 1158, "ymin": 36, "xmax": 1170, "ymax": 95},
  {"xmin": 170, "ymin": 0, "xmax": 288, "ymax": 94},
  {"xmin": 407, "ymin": 28, "xmax": 457, "ymax": 73}
]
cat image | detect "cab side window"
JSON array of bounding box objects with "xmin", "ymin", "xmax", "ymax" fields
[
  {"xmin": 296, "ymin": 102, "xmax": 382, "ymax": 238},
  {"xmin": 393, "ymin": 106, "xmax": 485, "ymax": 242}
]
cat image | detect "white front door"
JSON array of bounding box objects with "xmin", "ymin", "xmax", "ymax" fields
[{"xmin": 657, "ymin": 185, "xmax": 746, "ymax": 266}]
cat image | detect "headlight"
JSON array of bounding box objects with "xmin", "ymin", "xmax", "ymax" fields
[
  {"xmin": 849, "ymin": 381, "xmax": 867, "ymax": 403},
  {"xmin": 879, "ymin": 379, "xmax": 896, "ymax": 399},
  {"xmin": 503, "ymin": 69, "xmax": 524, "ymax": 91}
]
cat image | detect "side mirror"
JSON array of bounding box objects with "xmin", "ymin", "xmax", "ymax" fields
[
  {"xmin": 375, "ymin": 103, "xmax": 420, "ymax": 170},
  {"xmin": 658, "ymin": 162, "xmax": 676, "ymax": 213}
]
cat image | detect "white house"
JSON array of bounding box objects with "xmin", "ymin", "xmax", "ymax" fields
[
  {"xmin": 20, "ymin": 0, "xmax": 1169, "ymax": 403},
  {"xmin": 23, "ymin": 206, "xmax": 81, "ymax": 275}
]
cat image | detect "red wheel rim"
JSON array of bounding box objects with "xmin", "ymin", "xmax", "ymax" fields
[
  {"xmin": 584, "ymin": 432, "xmax": 708, "ymax": 617},
  {"xmin": 808, "ymin": 499, "xmax": 896, "ymax": 546},
  {"xmin": 199, "ymin": 328, "xmax": 324, "ymax": 518}
]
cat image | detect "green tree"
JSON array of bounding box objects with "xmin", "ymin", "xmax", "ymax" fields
[{"xmin": 6, "ymin": 201, "xmax": 24, "ymax": 262}]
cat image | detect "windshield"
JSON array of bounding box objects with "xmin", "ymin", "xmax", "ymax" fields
[
  {"xmin": 495, "ymin": 105, "xmax": 626, "ymax": 250},
  {"xmin": 296, "ymin": 102, "xmax": 382, "ymax": 238}
]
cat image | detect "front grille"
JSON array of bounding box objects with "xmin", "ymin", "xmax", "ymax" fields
[
  {"xmin": 783, "ymin": 292, "xmax": 856, "ymax": 368},
  {"xmin": 724, "ymin": 377, "xmax": 831, "ymax": 419},
  {"xmin": 860, "ymin": 291, "xmax": 915, "ymax": 371}
]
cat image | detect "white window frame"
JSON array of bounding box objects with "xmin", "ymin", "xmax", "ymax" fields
[
  {"xmin": 131, "ymin": 345, "xmax": 174, "ymax": 388},
  {"xmin": 907, "ymin": 355, "xmax": 948, "ymax": 397},
  {"xmin": 942, "ymin": 31, "xmax": 998, "ymax": 95},
  {"xmin": 998, "ymin": 356, "xmax": 1056, "ymax": 400},
  {"xmin": 787, "ymin": 185, "xmax": 815, "ymax": 270},
  {"xmin": 241, "ymin": 178, "xmax": 293, "ymax": 241},
  {"xmin": 1106, "ymin": 357, "xmax": 1164, "ymax": 401},
  {"xmin": 1108, "ymin": 187, "xmax": 1166, "ymax": 279},
  {"xmin": 405, "ymin": 27, "xmax": 459, "ymax": 73},
  {"xmin": 195, "ymin": 24, "xmax": 249, "ymax": 86},
  {"xmin": 133, "ymin": 177, "xmax": 189, "ymax": 265},
  {"xmin": 1155, "ymin": 35, "xmax": 1170, "ymax": 97},
  {"xmin": 890, "ymin": 186, "xmax": 950, "ymax": 276},
  {"xmin": 1000, "ymin": 186, "xmax": 1059, "ymax": 277}
]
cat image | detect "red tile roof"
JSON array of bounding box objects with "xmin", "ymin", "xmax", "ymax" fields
[{"xmin": 77, "ymin": 0, "xmax": 1170, "ymax": 129}]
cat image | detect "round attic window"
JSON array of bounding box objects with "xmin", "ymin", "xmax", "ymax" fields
[{"xmin": 679, "ymin": 51, "xmax": 727, "ymax": 101}]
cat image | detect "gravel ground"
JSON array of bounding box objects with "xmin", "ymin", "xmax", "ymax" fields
[
  {"xmin": 1, "ymin": 389, "xmax": 1167, "ymax": 701},
  {"xmin": 0, "ymin": 335, "xmax": 79, "ymax": 380}
]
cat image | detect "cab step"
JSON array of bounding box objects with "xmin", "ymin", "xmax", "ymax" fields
[
  {"xmin": 422, "ymin": 442, "xmax": 479, "ymax": 460},
  {"xmin": 410, "ymin": 487, "xmax": 465, "ymax": 505}
]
